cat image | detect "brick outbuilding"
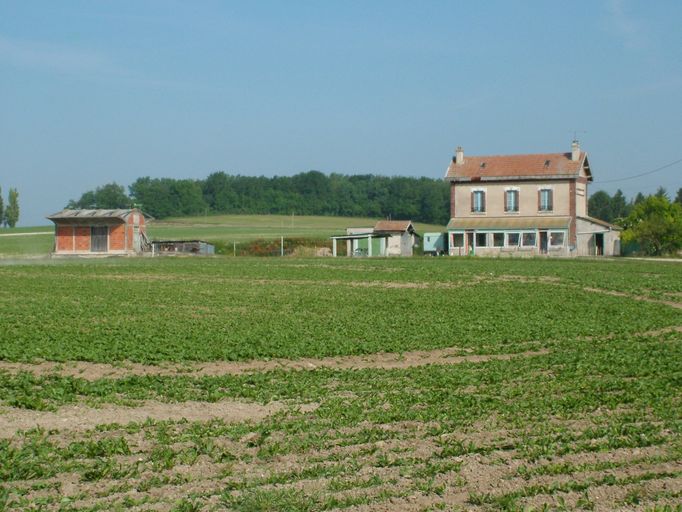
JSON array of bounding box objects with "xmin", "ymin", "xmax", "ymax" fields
[{"xmin": 47, "ymin": 209, "xmax": 148, "ymax": 255}]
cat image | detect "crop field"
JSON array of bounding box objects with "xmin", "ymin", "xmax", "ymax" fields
[{"xmin": 0, "ymin": 256, "xmax": 680, "ymax": 511}]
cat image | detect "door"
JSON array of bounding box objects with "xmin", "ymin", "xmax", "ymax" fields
[
  {"xmin": 539, "ymin": 231, "xmax": 548, "ymax": 254},
  {"xmin": 595, "ymin": 233, "xmax": 604, "ymax": 256},
  {"xmin": 91, "ymin": 226, "xmax": 108, "ymax": 252},
  {"xmin": 466, "ymin": 231, "xmax": 474, "ymax": 255}
]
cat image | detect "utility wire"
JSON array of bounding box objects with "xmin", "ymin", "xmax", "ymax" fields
[{"xmin": 594, "ymin": 157, "xmax": 682, "ymax": 184}]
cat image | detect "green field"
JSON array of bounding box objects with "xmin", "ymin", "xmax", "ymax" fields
[
  {"xmin": 0, "ymin": 257, "xmax": 680, "ymax": 510},
  {"xmin": 0, "ymin": 214, "xmax": 445, "ymax": 257}
]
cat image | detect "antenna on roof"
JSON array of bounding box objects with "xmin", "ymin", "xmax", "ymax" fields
[{"xmin": 571, "ymin": 130, "xmax": 587, "ymax": 142}]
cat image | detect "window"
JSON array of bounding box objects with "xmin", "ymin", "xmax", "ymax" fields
[
  {"xmin": 471, "ymin": 190, "xmax": 486, "ymax": 213},
  {"xmin": 505, "ymin": 190, "xmax": 519, "ymax": 212},
  {"xmin": 475, "ymin": 232, "xmax": 488, "ymax": 247},
  {"xmin": 506, "ymin": 233, "xmax": 520, "ymax": 246},
  {"xmin": 522, "ymin": 232, "xmax": 536, "ymax": 247},
  {"xmin": 550, "ymin": 231, "xmax": 565, "ymax": 247},
  {"xmin": 452, "ymin": 233, "xmax": 464, "ymax": 247},
  {"xmin": 493, "ymin": 233, "xmax": 505, "ymax": 247},
  {"xmin": 539, "ymin": 189, "xmax": 553, "ymax": 212}
]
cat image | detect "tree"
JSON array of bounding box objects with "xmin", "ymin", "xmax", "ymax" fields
[
  {"xmin": 588, "ymin": 190, "xmax": 613, "ymax": 222},
  {"xmin": 68, "ymin": 182, "xmax": 130, "ymax": 209},
  {"xmin": 4, "ymin": 188, "xmax": 19, "ymax": 228},
  {"xmin": 675, "ymin": 187, "xmax": 682, "ymax": 205},
  {"xmin": 0, "ymin": 186, "xmax": 4, "ymax": 227},
  {"xmin": 622, "ymin": 195, "xmax": 682, "ymax": 256},
  {"xmin": 610, "ymin": 189, "xmax": 630, "ymax": 222}
]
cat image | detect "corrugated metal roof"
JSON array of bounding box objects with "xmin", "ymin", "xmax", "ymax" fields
[
  {"xmin": 447, "ymin": 216, "xmax": 570, "ymax": 230},
  {"xmin": 47, "ymin": 209, "xmax": 135, "ymax": 221}
]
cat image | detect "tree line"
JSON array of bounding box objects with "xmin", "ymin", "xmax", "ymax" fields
[
  {"xmin": 67, "ymin": 171, "xmax": 451, "ymax": 225},
  {"xmin": 587, "ymin": 186, "xmax": 682, "ymax": 224},
  {"xmin": 0, "ymin": 186, "xmax": 20, "ymax": 228}
]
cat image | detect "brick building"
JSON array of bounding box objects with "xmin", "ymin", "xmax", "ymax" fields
[{"xmin": 47, "ymin": 209, "xmax": 148, "ymax": 256}]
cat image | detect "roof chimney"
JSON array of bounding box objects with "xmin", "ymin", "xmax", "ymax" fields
[
  {"xmin": 455, "ymin": 146, "xmax": 464, "ymax": 165},
  {"xmin": 571, "ymin": 140, "xmax": 580, "ymax": 161}
]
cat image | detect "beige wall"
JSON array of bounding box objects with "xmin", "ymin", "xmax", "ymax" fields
[
  {"xmin": 453, "ymin": 181, "xmax": 571, "ymax": 218},
  {"xmin": 576, "ymin": 218, "xmax": 621, "ymax": 256}
]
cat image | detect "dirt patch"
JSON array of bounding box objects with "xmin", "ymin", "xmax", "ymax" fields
[
  {"xmin": 0, "ymin": 348, "xmax": 550, "ymax": 381},
  {"xmin": 0, "ymin": 399, "xmax": 287, "ymax": 438},
  {"xmin": 582, "ymin": 286, "xmax": 682, "ymax": 309}
]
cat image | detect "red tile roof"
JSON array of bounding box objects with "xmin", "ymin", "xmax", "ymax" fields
[
  {"xmin": 374, "ymin": 220, "xmax": 414, "ymax": 233},
  {"xmin": 446, "ymin": 152, "xmax": 590, "ymax": 181}
]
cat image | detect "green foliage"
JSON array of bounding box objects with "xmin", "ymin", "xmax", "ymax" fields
[
  {"xmin": 1, "ymin": 258, "xmax": 680, "ymax": 364},
  {"xmin": 588, "ymin": 188, "xmax": 632, "ymax": 223},
  {"xmin": 67, "ymin": 182, "xmax": 131, "ymax": 209},
  {"xmin": 4, "ymin": 187, "xmax": 19, "ymax": 228},
  {"xmin": 74, "ymin": 171, "xmax": 451, "ymax": 224},
  {"xmin": 622, "ymin": 194, "xmax": 682, "ymax": 255}
]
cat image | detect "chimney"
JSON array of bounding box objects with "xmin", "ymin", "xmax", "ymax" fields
[
  {"xmin": 454, "ymin": 146, "xmax": 464, "ymax": 165},
  {"xmin": 571, "ymin": 140, "xmax": 580, "ymax": 161}
]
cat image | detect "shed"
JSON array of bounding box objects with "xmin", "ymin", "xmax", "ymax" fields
[
  {"xmin": 47, "ymin": 208, "xmax": 149, "ymax": 256},
  {"xmin": 151, "ymin": 240, "xmax": 215, "ymax": 255}
]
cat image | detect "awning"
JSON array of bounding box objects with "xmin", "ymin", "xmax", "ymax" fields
[{"xmin": 447, "ymin": 216, "xmax": 570, "ymax": 230}]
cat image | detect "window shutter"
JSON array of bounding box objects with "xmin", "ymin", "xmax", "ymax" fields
[
  {"xmin": 482, "ymin": 192, "xmax": 486, "ymax": 212},
  {"xmin": 538, "ymin": 190, "xmax": 541, "ymax": 211},
  {"xmin": 471, "ymin": 191, "xmax": 475, "ymax": 212},
  {"xmin": 504, "ymin": 191, "xmax": 509, "ymax": 212},
  {"xmin": 548, "ymin": 190, "xmax": 553, "ymax": 211}
]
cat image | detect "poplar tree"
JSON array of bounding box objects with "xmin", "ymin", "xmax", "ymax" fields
[
  {"xmin": 4, "ymin": 188, "xmax": 19, "ymax": 228},
  {"xmin": 0, "ymin": 186, "xmax": 4, "ymax": 227}
]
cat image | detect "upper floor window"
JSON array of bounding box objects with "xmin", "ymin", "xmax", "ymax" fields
[
  {"xmin": 471, "ymin": 190, "xmax": 486, "ymax": 213},
  {"xmin": 505, "ymin": 190, "xmax": 519, "ymax": 212},
  {"xmin": 538, "ymin": 188, "xmax": 553, "ymax": 212}
]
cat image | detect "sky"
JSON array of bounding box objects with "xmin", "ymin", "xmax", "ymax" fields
[{"xmin": 1, "ymin": 0, "xmax": 681, "ymax": 226}]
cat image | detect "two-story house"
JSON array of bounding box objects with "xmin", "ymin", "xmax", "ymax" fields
[{"xmin": 445, "ymin": 142, "xmax": 621, "ymax": 257}]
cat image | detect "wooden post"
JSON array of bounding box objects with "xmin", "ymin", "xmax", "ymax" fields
[
  {"xmin": 281, "ymin": 236, "xmax": 284, "ymax": 257},
  {"xmin": 368, "ymin": 235, "xmax": 372, "ymax": 257},
  {"xmin": 332, "ymin": 238, "xmax": 337, "ymax": 257},
  {"xmin": 233, "ymin": 241, "xmax": 236, "ymax": 257}
]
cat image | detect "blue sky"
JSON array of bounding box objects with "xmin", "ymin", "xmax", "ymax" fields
[{"xmin": 1, "ymin": 0, "xmax": 681, "ymax": 226}]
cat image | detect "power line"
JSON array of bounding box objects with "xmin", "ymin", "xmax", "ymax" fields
[{"xmin": 594, "ymin": 157, "xmax": 682, "ymax": 184}]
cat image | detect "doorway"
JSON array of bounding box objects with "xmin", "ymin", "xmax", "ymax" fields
[
  {"xmin": 595, "ymin": 233, "xmax": 604, "ymax": 256},
  {"xmin": 539, "ymin": 231, "xmax": 548, "ymax": 254},
  {"xmin": 91, "ymin": 226, "xmax": 108, "ymax": 252},
  {"xmin": 466, "ymin": 231, "xmax": 474, "ymax": 255}
]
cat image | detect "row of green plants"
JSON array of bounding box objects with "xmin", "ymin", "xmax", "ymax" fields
[
  {"xmin": 1, "ymin": 331, "xmax": 680, "ymax": 509},
  {"xmin": 1, "ymin": 258, "xmax": 679, "ymax": 363}
]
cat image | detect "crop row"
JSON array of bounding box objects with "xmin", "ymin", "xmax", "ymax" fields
[{"xmin": 0, "ymin": 259, "xmax": 680, "ymax": 363}]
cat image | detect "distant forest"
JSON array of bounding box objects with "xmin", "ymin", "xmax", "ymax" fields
[
  {"xmin": 67, "ymin": 171, "xmax": 451, "ymax": 224},
  {"xmin": 67, "ymin": 171, "xmax": 682, "ymax": 226}
]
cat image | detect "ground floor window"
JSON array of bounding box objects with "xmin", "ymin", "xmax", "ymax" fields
[
  {"xmin": 452, "ymin": 233, "xmax": 464, "ymax": 247},
  {"xmin": 492, "ymin": 232, "xmax": 504, "ymax": 247},
  {"xmin": 475, "ymin": 232, "xmax": 488, "ymax": 247},
  {"xmin": 522, "ymin": 232, "xmax": 536, "ymax": 247},
  {"xmin": 549, "ymin": 231, "xmax": 565, "ymax": 247},
  {"xmin": 506, "ymin": 232, "xmax": 520, "ymax": 247}
]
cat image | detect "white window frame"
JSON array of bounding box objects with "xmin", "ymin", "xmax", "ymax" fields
[
  {"xmin": 521, "ymin": 231, "xmax": 537, "ymax": 247},
  {"xmin": 549, "ymin": 231, "xmax": 565, "ymax": 247},
  {"xmin": 451, "ymin": 232, "xmax": 465, "ymax": 248},
  {"xmin": 506, "ymin": 232, "xmax": 520, "ymax": 247},
  {"xmin": 475, "ymin": 231, "xmax": 488, "ymax": 247}
]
